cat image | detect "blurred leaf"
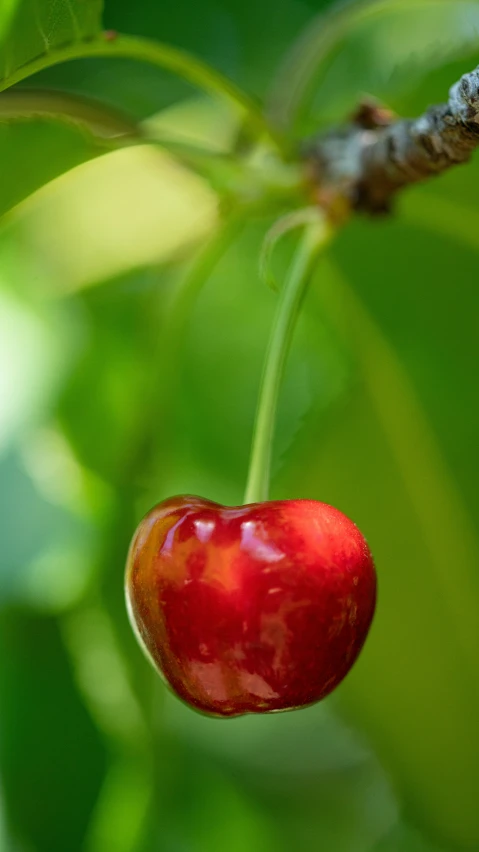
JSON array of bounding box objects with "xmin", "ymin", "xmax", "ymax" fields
[
  {"xmin": 0, "ymin": 0, "xmax": 103, "ymax": 88},
  {"xmin": 401, "ymin": 184, "xmax": 479, "ymax": 253},
  {"xmin": 54, "ymin": 272, "xmax": 161, "ymax": 482},
  {"xmin": 373, "ymin": 821, "xmax": 452, "ymax": 852},
  {"xmin": 332, "ymin": 259, "xmax": 479, "ymax": 665},
  {"xmin": 139, "ymin": 733, "xmax": 279, "ymax": 852},
  {"xmin": 5, "ymin": 143, "xmax": 217, "ymax": 293},
  {"xmin": 136, "ymin": 222, "xmax": 350, "ymax": 509},
  {"xmin": 268, "ymin": 0, "xmax": 479, "ymax": 134},
  {"xmin": 84, "ymin": 759, "xmax": 152, "ymax": 852},
  {"xmin": 0, "ymin": 607, "xmax": 107, "ymax": 852},
  {"xmin": 62, "ymin": 604, "xmax": 149, "ymax": 747},
  {"xmin": 0, "ymin": 450, "xmax": 95, "ymax": 609},
  {"xmin": 142, "ymin": 94, "xmax": 239, "ymax": 153},
  {"xmin": 275, "ymin": 228, "xmax": 479, "ymax": 848},
  {"xmin": 17, "ymin": 0, "xmax": 334, "ymax": 121},
  {"xmin": 163, "ymin": 688, "xmax": 372, "ymax": 775},
  {"xmin": 0, "ymin": 94, "xmax": 229, "ymax": 240},
  {"xmin": 0, "ymin": 116, "xmax": 114, "ymax": 219},
  {"xmin": 307, "ymin": 3, "xmax": 479, "ymax": 130},
  {"xmin": 331, "ymin": 200, "xmax": 479, "ymax": 534},
  {"xmin": 281, "ymin": 379, "xmax": 479, "ymax": 848},
  {"xmin": 162, "ymin": 690, "xmax": 397, "ymax": 852},
  {"xmin": 0, "ymin": 289, "xmax": 60, "ymax": 451},
  {"xmin": 102, "ymin": 0, "xmax": 332, "ymax": 101}
]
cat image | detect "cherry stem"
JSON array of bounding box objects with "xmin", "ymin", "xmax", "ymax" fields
[{"xmin": 243, "ymin": 214, "xmax": 333, "ymax": 505}]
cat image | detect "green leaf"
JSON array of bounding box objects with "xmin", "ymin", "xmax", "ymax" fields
[
  {"xmin": 276, "ymin": 223, "xmax": 479, "ymax": 848},
  {"xmin": 281, "ymin": 375, "xmax": 479, "ymax": 848},
  {"xmin": 0, "ymin": 450, "xmax": 94, "ymax": 610},
  {"xmin": 373, "ymin": 821, "xmax": 450, "ymax": 852},
  {"xmin": 0, "ymin": 607, "xmax": 107, "ymax": 852},
  {"xmin": 2, "ymin": 142, "xmax": 217, "ymax": 293},
  {"xmin": 0, "ymin": 0, "xmax": 103, "ymax": 87},
  {"xmin": 0, "ymin": 116, "xmax": 115, "ymax": 220},
  {"xmin": 268, "ymin": 0, "xmax": 479, "ymax": 134}
]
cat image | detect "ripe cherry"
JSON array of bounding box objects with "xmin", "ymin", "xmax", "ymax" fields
[{"xmin": 125, "ymin": 496, "xmax": 376, "ymax": 717}]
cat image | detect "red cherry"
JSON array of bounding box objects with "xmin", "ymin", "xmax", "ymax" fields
[{"xmin": 125, "ymin": 496, "xmax": 376, "ymax": 717}]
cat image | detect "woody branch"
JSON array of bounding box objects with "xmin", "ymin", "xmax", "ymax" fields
[{"xmin": 302, "ymin": 65, "xmax": 479, "ymax": 214}]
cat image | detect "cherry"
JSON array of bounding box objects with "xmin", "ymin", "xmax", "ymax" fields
[{"xmin": 125, "ymin": 495, "xmax": 377, "ymax": 717}]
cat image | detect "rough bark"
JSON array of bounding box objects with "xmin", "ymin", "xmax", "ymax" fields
[{"xmin": 303, "ymin": 66, "xmax": 479, "ymax": 214}]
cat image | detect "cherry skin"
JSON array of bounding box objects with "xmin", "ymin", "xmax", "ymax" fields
[{"xmin": 125, "ymin": 496, "xmax": 377, "ymax": 717}]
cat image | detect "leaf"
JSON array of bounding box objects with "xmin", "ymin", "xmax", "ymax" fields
[
  {"xmin": 2, "ymin": 143, "xmax": 218, "ymax": 293},
  {"xmin": 401, "ymin": 184, "xmax": 479, "ymax": 253},
  {"xmin": 267, "ymin": 0, "xmax": 479, "ymax": 134},
  {"xmin": 0, "ymin": 116, "xmax": 116, "ymax": 220},
  {"xmin": 163, "ymin": 689, "xmax": 398, "ymax": 850},
  {"xmin": 0, "ymin": 93, "xmax": 228, "ymax": 224},
  {"xmin": 0, "ymin": 607, "xmax": 107, "ymax": 852},
  {"xmin": 275, "ymin": 225, "xmax": 479, "ymax": 847},
  {"xmin": 281, "ymin": 373, "xmax": 479, "ymax": 848},
  {"xmin": 0, "ymin": 0, "xmax": 103, "ymax": 87},
  {"xmin": 0, "ymin": 449, "xmax": 93, "ymax": 610},
  {"xmin": 373, "ymin": 820, "xmax": 450, "ymax": 852}
]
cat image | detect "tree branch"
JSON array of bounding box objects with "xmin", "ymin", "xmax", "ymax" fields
[{"xmin": 303, "ymin": 66, "xmax": 479, "ymax": 215}]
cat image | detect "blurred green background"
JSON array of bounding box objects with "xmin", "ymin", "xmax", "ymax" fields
[{"xmin": 1, "ymin": 1, "xmax": 479, "ymax": 850}]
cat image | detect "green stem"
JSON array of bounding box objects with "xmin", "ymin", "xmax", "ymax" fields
[
  {"xmin": 0, "ymin": 87, "xmax": 138, "ymax": 137},
  {"xmin": 244, "ymin": 216, "xmax": 332, "ymax": 504},
  {"xmin": 0, "ymin": 33, "xmax": 282, "ymax": 152}
]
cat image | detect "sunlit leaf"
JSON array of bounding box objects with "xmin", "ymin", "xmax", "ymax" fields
[
  {"xmin": 0, "ymin": 116, "xmax": 116, "ymax": 219},
  {"xmin": 3, "ymin": 143, "xmax": 218, "ymax": 293},
  {"xmin": 0, "ymin": 289, "xmax": 65, "ymax": 451}
]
